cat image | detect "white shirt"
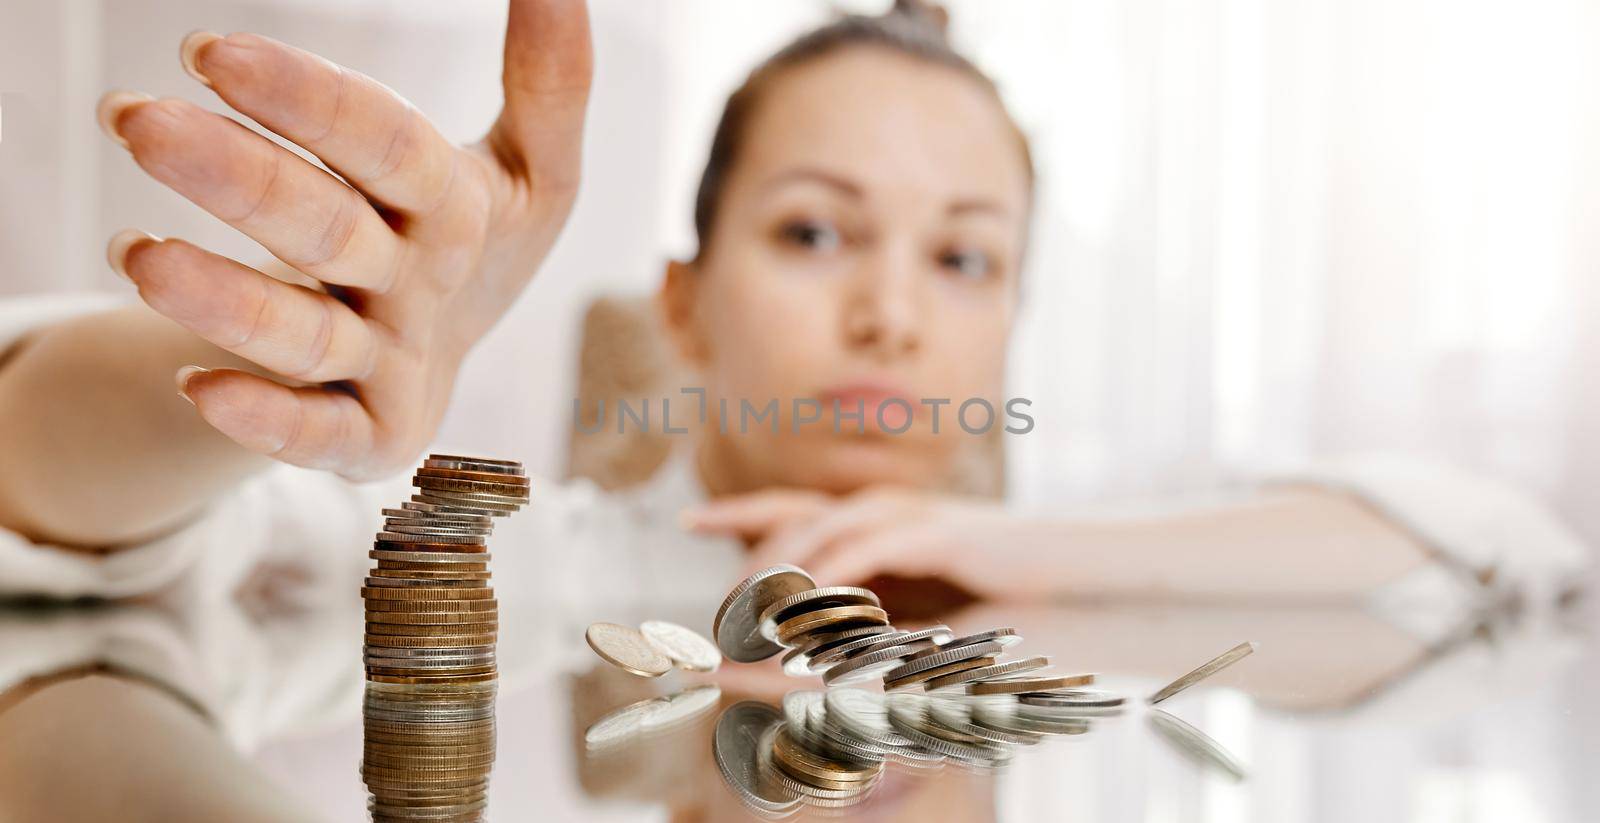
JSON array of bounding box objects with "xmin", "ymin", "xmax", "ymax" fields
[{"xmin": 0, "ymin": 293, "xmax": 1589, "ymax": 745}]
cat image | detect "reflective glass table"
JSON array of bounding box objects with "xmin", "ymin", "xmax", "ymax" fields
[{"xmin": 0, "ymin": 574, "xmax": 1593, "ymax": 821}]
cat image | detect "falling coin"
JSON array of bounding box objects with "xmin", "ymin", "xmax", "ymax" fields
[
  {"xmin": 640, "ymin": 620, "xmax": 723, "ymax": 672},
  {"xmin": 586, "ymin": 622, "xmax": 673, "ymax": 678},
  {"xmin": 1147, "ymin": 641, "xmax": 1257, "ymax": 705}
]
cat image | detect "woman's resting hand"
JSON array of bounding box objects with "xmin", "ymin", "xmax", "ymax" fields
[{"xmin": 96, "ymin": 0, "xmax": 591, "ymax": 480}]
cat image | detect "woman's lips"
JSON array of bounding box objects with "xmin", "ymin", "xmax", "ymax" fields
[{"xmin": 818, "ymin": 382, "xmax": 916, "ymax": 431}]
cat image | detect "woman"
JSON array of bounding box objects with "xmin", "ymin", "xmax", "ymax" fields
[{"xmin": 0, "ymin": 1, "xmax": 1584, "ymax": 626}]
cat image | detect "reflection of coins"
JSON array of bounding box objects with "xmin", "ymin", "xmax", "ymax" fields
[
  {"xmin": 713, "ymin": 565, "xmax": 816, "ymax": 663},
  {"xmin": 586, "ymin": 622, "xmax": 673, "ymax": 677},
  {"xmin": 774, "ymin": 605, "xmax": 888, "ymax": 646},
  {"xmin": 757, "ymin": 586, "xmax": 880, "ymax": 640},
  {"xmin": 639, "ymin": 620, "xmax": 722, "ymax": 672},
  {"xmin": 1148, "ymin": 709, "xmax": 1248, "ymax": 781},
  {"xmin": 713, "ymin": 702, "xmax": 802, "ymax": 814}
]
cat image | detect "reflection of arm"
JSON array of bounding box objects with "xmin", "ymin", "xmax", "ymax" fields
[
  {"xmin": 0, "ymin": 673, "xmax": 325, "ymax": 823},
  {"xmin": 0, "ymin": 302, "xmax": 273, "ymax": 549},
  {"xmin": 946, "ymin": 602, "xmax": 1430, "ymax": 713}
]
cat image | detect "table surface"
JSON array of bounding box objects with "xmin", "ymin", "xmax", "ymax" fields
[{"xmin": 2, "ymin": 591, "xmax": 1595, "ymax": 822}]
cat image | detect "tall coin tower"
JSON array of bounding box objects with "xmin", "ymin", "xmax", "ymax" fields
[{"xmin": 361, "ymin": 454, "xmax": 530, "ymax": 823}]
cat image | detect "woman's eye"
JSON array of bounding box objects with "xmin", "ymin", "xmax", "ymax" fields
[
  {"xmin": 940, "ymin": 248, "xmax": 993, "ymax": 280},
  {"xmin": 779, "ymin": 220, "xmax": 842, "ymax": 252}
]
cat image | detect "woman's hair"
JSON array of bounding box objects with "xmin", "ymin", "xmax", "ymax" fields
[{"xmin": 691, "ymin": 0, "xmax": 1035, "ymax": 259}]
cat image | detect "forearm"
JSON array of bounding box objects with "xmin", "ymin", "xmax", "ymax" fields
[
  {"xmin": 1026, "ymin": 487, "xmax": 1433, "ymax": 602},
  {"xmin": 0, "ymin": 304, "xmax": 273, "ymax": 548}
]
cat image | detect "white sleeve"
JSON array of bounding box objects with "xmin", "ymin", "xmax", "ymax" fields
[{"xmin": 1275, "ymin": 453, "xmax": 1590, "ymax": 639}]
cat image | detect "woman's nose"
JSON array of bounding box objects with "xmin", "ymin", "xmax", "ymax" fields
[{"xmin": 841, "ymin": 243, "xmax": 922, "ymax": 359}]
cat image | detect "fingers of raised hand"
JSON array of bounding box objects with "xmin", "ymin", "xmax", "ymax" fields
[
  {"xmin": 112, "ymin": 232, "xmax": 380, "ymax": 383},
  {"xmin": 98, "ymin": 93, "xmax": 403, "ymax": 291},
  {"xmin": 178, "ymin": 367, "xmax": 377, "ymax": 475},
  {"xmin": 180, "ymin": 31, "xmax": 460, "ymax": 221}
]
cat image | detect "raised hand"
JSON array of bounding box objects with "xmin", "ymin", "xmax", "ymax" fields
[{"xmin": 96, "ymin": 0, "xmax": 591, "ymax": 480}]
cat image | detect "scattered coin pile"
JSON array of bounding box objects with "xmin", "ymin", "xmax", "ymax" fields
[
  {"xmin": 361, "ymin": 454, "xmax": 530, "ymax": 823},
  {"xmin": 712, "ymin": 565, "xmax": 1113, "ymax": 701}
]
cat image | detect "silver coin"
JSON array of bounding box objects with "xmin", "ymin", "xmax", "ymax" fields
[
  {"xmin": 822, "ymin": 640, "xmax": 940, "ymax": 687},
  {"xmin": 369, "ymin": 550, "xmax": 492, "ymax": 564},
  {"xmin": 362, "ymin": 646, "xmax": 496, "ymax": 658},
  {"xmin": 414, "ymin": 487, "xmax": 528, "ymax": 505},
  {"xmin": 364, "ymin": 577, "xmax": 488, "ymax": 588},
  {"xmin": 712, "ymin": 702, "xmax": 801, "ymax": 814},
  {"xmin": 1016, "ymin": 689, "xmax": 1126, "ymax": 708},
  {"xmin": 811, "ymin": 625, "xmax": 952, "ymax": 670},
  {"xmin": 376, "ymin": 528, "xmax": 486, "ymax": 541},
  {"xmin": 1147, "ymin": 641, "xmax": 1257, "ymax": 705},
  {"xmin": 883, "ymin": 640, "xmax": 1004, "ymax": 682},
  {"xmin": 411, "ymin": 494, "xmax": 518, "ymax": 514},
  {"xmin": 712, "ymin": 565, "xmax": 816, "ymax": 663},
  {"xmin": 639, "ymin": 620, "xmax": 722, "ymax": 672},
  {"xmin": 1148, "ymin": 709, "xmax": 1248, "ymax": 781},
  {"xmin": 382, "ymin": 508, "xmax": 491, "ymax": 525},
  {"xmin": 940, "ymin": 628, "xmax": 1021, "ymax": 650},
  {"xmin": 402, "ymin": 500, "xmax": 500, "ymax": 518}
]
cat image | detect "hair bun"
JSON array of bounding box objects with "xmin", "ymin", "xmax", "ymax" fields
[{"xmin": 891, "ymin": 0, "xmax": 951, "ymax": 35}]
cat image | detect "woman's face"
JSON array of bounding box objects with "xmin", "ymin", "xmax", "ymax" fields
[{"xmin": 663, "ymin": 47, "xmax": 1031, "ymax": 494}]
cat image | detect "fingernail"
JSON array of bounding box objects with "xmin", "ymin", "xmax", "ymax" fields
[
  {"xmin": 180, "ymin": 31, "xmax": 221, "ymax": 88},
  {"xmin": 175, "ymin": 365, "xmax": 210, "ymax": 405},
  {"xmin": 95, "ymin": 90, "xmax": 154, "ymax": 150},
  {"xmin": 106, "ymin": 229, "xmax": 160, "ymax": 282}
]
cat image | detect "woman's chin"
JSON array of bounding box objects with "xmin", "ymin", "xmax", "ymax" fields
[{"xmin": 781, "ymin": 435, "xmax": 948, "ymax": 493}]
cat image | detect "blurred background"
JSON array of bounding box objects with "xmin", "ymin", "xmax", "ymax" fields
[{"xmin": 2, "ymin": 0, "xmax": 1596, "ymax": 539}]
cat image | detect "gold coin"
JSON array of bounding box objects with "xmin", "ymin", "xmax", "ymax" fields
[
  {"xmin": 362, "ymin": 586, "xmax": 495, "ymax": 600},
  {"xmin": 366, "ymin": 611, "xmax": 496, "ymax": 624},
  {"xmin": 584, "ymin": 622, "xmax": 672, "ymax": 677},
  {"xmin": 884, "ymin": 656, "xmax": 997, "ymax": 691},
  {"xmin": 364, "ymin": 634, "xmax": 498, "ymax": 648},
  {"xmin": 364, "ymin": 596, "xmax": 497, "ymax": 611},
  {"xmin": 366, "ymin": 622, "xmax": 498, "ymax": 636},
  {"xmin": 415, "ymin": 467, "xmax": 531, "ymax": 486},
  {"xmin": 368, "ymin": 569, "xmax": 494, "ymax": 581},
  {"xmin": 413, "ymin": 474, "xmax": 530, "ymax": 496},
  {"xmin": 966, "ymin": 672, "xmax": 1096, "ymax": 696},
  {"xmin": 775, "ymin": 605, "xmax": 889, "ymax": 646},
  {"xmin": 372, "ymin": 540, "xmax": 488, "ymax": 553}
]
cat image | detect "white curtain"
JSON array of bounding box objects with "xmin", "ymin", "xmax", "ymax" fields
[{"xmin": 2, "ymin": 0, "xmax": 1595, "ymax": 545}]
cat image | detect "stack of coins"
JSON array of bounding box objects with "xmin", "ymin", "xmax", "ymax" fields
[
  {"xmin": 363, "ymin": 454, "xmax": 529, "ymax": 686},
  {"xmin": 361, "ymin": 454, "xmax": 530, "ymax": 823}
]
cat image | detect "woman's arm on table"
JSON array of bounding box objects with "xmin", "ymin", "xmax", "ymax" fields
[
  {"xmin": 0, "ymin": 0, "xmax": 592, "ymax": 550},
  {"xmin": 686, "ymin": 485, "xmax": 1434, "ymax": 602}
]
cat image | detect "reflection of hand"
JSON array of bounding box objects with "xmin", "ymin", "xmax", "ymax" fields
[
  {"xmin": 686, "ymin": 487, "xmax": 1033, "ymax": 599},
  {"xmin": 98, "ymin": 0, "xmax": 591, "ymax": 479}
]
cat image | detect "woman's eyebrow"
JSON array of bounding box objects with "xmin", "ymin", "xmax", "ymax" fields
[
  {"xmin": 948, "ymin": 198, "xmax": 1011, "ymax": 219},
  {"xmin": 758, "ymin": 167, "xmax": 863, "ymax": 198}
]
